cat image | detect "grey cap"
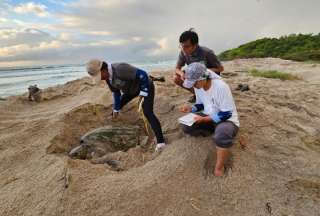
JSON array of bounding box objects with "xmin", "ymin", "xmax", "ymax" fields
[{"xmin": 183, "ymin": 63, "xmax": 207, "ymax": 88}]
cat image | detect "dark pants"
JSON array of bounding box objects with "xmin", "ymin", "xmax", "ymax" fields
[
  {"xmin": 181, "ymin": 121, "xmax": 238, "ymax": 148},
  {"xmin": 120, "ymin": 81, "xmax": 165, "ymax": 143}
]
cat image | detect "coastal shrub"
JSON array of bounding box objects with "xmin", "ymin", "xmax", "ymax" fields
[{"xmin": 219, "ymin": 33, "xmax": 320, "ymax": 62}]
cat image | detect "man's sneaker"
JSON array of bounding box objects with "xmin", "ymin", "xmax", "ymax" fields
[
  {"xmin": 188, "ymin": 95, "xmax": 196, "ymax": 103},
  {"xmin": 155, "ymin": 143, "xmax": 166, "ymax": 152}
]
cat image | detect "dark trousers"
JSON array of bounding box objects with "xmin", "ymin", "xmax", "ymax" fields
[
  {"xmin": 181, "ymin": 121, "xmax": 238, "ymax": 148},
  {"xmin": 120, "ymin": 81, "xmax": 165, "ymax": 143}
]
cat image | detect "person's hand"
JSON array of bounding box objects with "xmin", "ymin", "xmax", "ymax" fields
[
  {"xmin": 194, "ymin": 115, "xmax": 205, "ymax": 123},
  {"xmin": 179, "ymin": 105, "xmax": 192, "ymax": 113},
  {"xmin": 175, "ymin": 69, "xmax": 185, "ymax": 81},
  {"xmin": 181, "ymin": 70, "xmax": 185, "ymax": 80}
]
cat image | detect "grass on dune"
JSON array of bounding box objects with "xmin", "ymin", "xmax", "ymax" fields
[{"xmin": 249, "ymin": 69, "xmax": 301, "ymax": 81}]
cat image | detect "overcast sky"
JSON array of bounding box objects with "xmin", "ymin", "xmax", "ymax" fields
[{"xmin": 0, "ymin": 0, "xmax": 319, "ymax": 67}]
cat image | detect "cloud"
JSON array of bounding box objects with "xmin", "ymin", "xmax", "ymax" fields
[
  {"xmin": 0, "ymin": 18, "xmax": 8, "ymax": 23},
  {"xmin": 68, "ymin": 0, "xmax": 137, "ymax": 9},
  {"xmin": 1, "ymin": 0, "xmax": 320, "ymax": 67},
  {"xmin": 0, "ymin": 1, "xmax": 11, "ymax": 18},
  {"xmin": 149, "ymin": 37, "xmax": 176, "ymax": 57},
  {"xmin": 58, "ymin": 32, "xmax": 73, "ymax": 41},
  {"xmin": 55, "ymin": 0, "xmax": 320, "ymax": 52},
  {"xmin": 13, "ymin": 2, "xmax": 49, "ymax": 17},
  {"xmin": 85, "ymin": 31, "xmax": 111, "ymax": 36},
  {"xmin": 0, "ymin": 28, "xmax": 53, "ymax": 47},
  {"xmin": 0, "ymin": 27, "xmax": 164, "ymax": 66},
  {"xmin": 47, "ymin": 0, "xmax": 68, "ymax": 6}
]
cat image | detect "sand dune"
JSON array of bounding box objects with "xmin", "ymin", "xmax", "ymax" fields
[{"xmin": 0, "ymin": 58, "xmax": 319, "ymax": 216}]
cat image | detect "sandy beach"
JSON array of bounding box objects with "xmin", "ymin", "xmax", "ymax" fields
[{"xmin": 0, "ymin": 58, "xmax": 319, "ymax": 216}]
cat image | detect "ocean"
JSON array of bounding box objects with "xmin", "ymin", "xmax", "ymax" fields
[{"xmin": 0, "ymin": 60, "xmax": 176, "ymax": 98}]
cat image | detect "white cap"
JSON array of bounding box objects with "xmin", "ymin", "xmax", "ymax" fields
[{"xmin": 86, "ymin": 59, "xmax": 103, "ymax": 84}]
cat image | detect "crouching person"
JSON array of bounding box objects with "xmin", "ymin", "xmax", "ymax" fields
[
  {"xmin": 86, "ymin": 59, "xmax": 166, "ymax": 152},
  {"xmin": 179, "ymin": 63, "xmax": 239, "ymax": 176}
]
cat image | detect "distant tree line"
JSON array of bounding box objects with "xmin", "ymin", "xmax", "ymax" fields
[{"xmin": 218, "ymin": 33, "xmax": 320, "ymax": 62}]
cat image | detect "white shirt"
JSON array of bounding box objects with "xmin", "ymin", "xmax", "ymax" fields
[{"xmin": 194, "ymin": 77, "xmax": 240, "ymax": 127}]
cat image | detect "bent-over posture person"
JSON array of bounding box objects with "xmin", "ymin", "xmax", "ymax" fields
[
  {"xmin": 86, "ymin": 59, "xmax": 166, "ymax": 152},
  {"xmin": 179, "ymin": 63, "xmax": 239, "ymax": 176}
]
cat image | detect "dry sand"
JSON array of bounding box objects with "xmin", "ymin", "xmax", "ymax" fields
[{"xmin": 0, "ymin": 58, "xmax": 319, "ymax": 216}]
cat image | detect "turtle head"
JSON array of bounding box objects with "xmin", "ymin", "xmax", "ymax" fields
[{"xmin": 69, "ymin": 142, "xmax": 90, "ymax": 159}]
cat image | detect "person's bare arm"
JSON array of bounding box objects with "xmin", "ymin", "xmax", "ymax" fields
[
  {"xmin": 206, "ymin": 50, "xmax": 224, "ymax": 73},
  {"xmin": 194, "ymin": 115, "xmax": 213, "ymax": 124},
  {"xmin": 176, "ymin": 51, "xmax": 186, "ymax": 77}
]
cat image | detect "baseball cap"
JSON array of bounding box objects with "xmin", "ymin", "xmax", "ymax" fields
[
  {"xmin": 86, "ymin": 59, "xmax": 103, "ymax": 84},
  {"xmin": 183, "ymin": 63, "xmax": 208, "ymax": 88}
]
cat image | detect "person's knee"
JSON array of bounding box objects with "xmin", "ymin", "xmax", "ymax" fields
[
  {"xmin": 213, "ymin": 133, "xmax": 234, "ymax": 148},
  {"xmin": 213, "ymin": 123, "xmax": 237, "ymax": 148}
]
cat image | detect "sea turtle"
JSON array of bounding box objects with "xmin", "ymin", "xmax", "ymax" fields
[{"xmin": 69, "ymin": 125, "xmax": 146, "ymax": 170}]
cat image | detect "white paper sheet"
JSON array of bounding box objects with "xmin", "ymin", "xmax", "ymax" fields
[{"xmin": 178, "ymin": 113, "xmax": 198, "ymax": 126}]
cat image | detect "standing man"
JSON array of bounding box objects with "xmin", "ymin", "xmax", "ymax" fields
[
  {"xmin": 175, "ymin": 29, "xmax": 224, "ymax": 102},
  {"xmin": 179, "ymin": 63, "xmax": 239, "ymax": 177},
  {"xmin": 86, "ymin": 59, "xmax": 166, "ymax": 152}
]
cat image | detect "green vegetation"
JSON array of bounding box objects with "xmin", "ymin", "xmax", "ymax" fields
[
  {"xmin": 249, "ymin": 69, "xmax": 300, "ymax": 81},
  {"xmin": 219, "ymin": 33, "xmax": 320, "ymax": 62}
]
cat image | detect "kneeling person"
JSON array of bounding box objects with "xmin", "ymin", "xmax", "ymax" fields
[
  {"xmin": 86, "ymin": 59, "xmax": 166, "ymax": 152},
  {"xmin": 179, "ymin": 63, "xmax": 239, "ymax": 176}
]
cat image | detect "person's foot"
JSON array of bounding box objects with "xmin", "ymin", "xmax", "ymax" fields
[
  {"xmin": 188, "ymin": 95, "xmax": 196, "ymax": 103},
  {"xmin": 214, "ymin": 167, "xmax": 225, "ymax": 177},
  {"xmin": 155, "ymin": 143, "xmax": 166, "ymax": 152}
]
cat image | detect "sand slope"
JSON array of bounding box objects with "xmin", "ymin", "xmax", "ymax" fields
[{"xmin": 0, "ymin": 58, "xmax": 319, "ymax": 216}]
